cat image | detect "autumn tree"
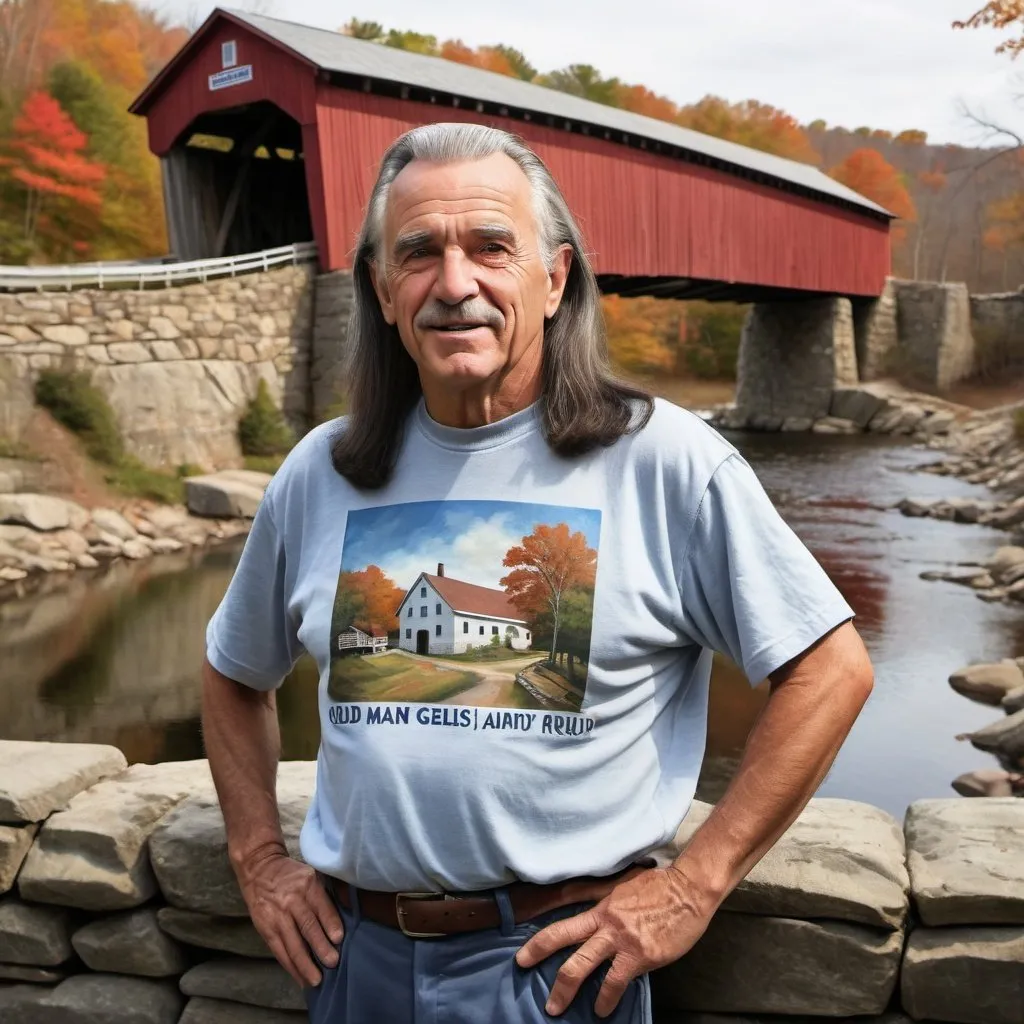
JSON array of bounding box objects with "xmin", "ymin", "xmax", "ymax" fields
[
  {"xmin": 539, "ymin": 64, "xmax": 620, "ymax": 105},
  {"xmin": 954, "ymin": 2, "xmax": 1024, "ymax": 57},
  {"xmin": 489, "ymin": 44, "xmax": 536, "ymax": 81},
  {"xmin": 911, "ymin": 168, "xmax": 949, "ymax": 279},
  {"xmin": 501, "ymin": 524, "xmax": 597, "ymax": 667},
  {"xmin": 603, "ymin": 295, "xmax": 677, "ymax": 374},
  {"xmin": 829, "ymin": 148, "xmax": 917, "ymax": 244},
  {"xmin": 334, "ymin": 565, "xmax": 405, "ymax": 637},
  {"xmin": 0, "ymin": 90, "xmax": 105, "ymax": 260},
  {"xmin": 677, "ymin": 97, "xmax": 819, "ymax": 165},
  {"xmin": 341, "ymin": 18, "xmax": 384, "ymax": 41}
]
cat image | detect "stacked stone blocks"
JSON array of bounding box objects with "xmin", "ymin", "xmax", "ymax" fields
[{"xmin": 1, "ymin": 740, "xmax": 1022, "ymax": 1023}]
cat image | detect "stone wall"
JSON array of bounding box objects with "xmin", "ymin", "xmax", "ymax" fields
[
  {"xmin": 734, "ymin": 297, "xmax": 858, "ymax": 429},
  {"xmin": 0, "ymin": 266, "xmax": 315, "ymax": 471},
  {"xmin": 854, "ymin": 279, "xmax": 899, "ymax": 382},
  {"xmin": 310, "ymin": 270, "xmax": 354, "ymax": 424},
  {"xmin": 892, "ymin": 280, "xmax": 976, "ymax": 390},
  {"xmin": 1, "ymin": 741, "xmax": 1021, "ymax": 1024}
]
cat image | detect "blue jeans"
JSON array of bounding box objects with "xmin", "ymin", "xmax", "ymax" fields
[{"xmin": 306, "ymin": 885, "xmax": 652, "ymax": 1023}]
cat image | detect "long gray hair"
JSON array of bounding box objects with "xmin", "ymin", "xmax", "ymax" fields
[{"xmin": 330, "ymin": 122, "xmax": 653, "ymax": 489}]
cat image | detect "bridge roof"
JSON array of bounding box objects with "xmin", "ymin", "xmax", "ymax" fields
[{"xmin": 137, "ymin": 7, "xmax": 889, "ymax": 220}]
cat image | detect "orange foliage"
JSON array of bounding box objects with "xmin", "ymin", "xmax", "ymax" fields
[
  {"xmin": 501, "ymin": 524, "xmax": 597, "ymax": 624},
  {"xmin": 439, "ymin": 39, "xmax": 515, "ymax": 77},
  {"xmin": 615, "ymin": 84, "xmax": 679, "ymax": 122},
  {"xmin": 338, "ymin": 565, "xmax": 405, "ymax": 636},
  {"xmin": 895, "ymin": 129, "xmax": 929, "ymax": 146},
  {"xmin": 829, "ymin": 148, "xmax": 917, "ymax": 242},
  {"xmin": 676, "ymin": 97, "xmax": 818, "ymax": 165},
  {"xmin": 954, "ymin": 2, "xmax": 1024, "ymax": 57},
  {"xmin": 602, "ymin": 295, "xmax": 677, "ymax": 373}
]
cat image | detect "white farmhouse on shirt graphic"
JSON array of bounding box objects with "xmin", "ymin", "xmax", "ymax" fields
[{"xmin": 396, "ymin": 562, "xmax": 532, "ymax": 657}]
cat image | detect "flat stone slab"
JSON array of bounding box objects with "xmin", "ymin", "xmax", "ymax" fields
[
  {"xmin": 653, "ymin": 913, "xmax": 903, "ymax": 1016},
  {"xmin": 0, "ymin": 973, "xmax": 186, "ymax": 1024},
  {"xmin": 71, "ymin": 907, "xmax": 188, "ymax": 977},
  {"xmin": 179, "ymin": 958, "xmax": 305, "ymax": 1011},
  {"xmin": 0, "ymin": 899, "xmax": 72, "ymax": 966},
  {"xmin": 661, "ymin": 798, "xmax": 908, "ymax": 930},
  {"xmin": 0, "ymin": 825, "xmax": 37, "ymax": 896},
  {"xmin": 0, "ymin": 742, "xmax": 126, "ymax": 824},
  {"xmin": 901, "ymin": 926, "xmax": 1024, "ymax": 1024},
  {"xmin": 179, "ymin": 996, "xmax": 308, "ymax": 1023},
  {"xmin": 0, "ymin": 963, "xmax": 66, "ymax": 983},
  {"xmin": 184, "ymin": 475, "xmax": 265, "ymax": 519},
  {"xmin": 0, "ymin": 495, "xmax": 82, "ymax": 532},
  {"xmin": 19, "ymin": 761, "xmax": 213, "ymax": 911},
  {"xmin": 151, "ymin": 762, "xmax": 315, "ymax": 917},
  {"xmin": 157, "ymin": 907, "xmax": 272, "ymax": 958},
  {"xmin": 906, "ymin": 799, "xmax": 1024, "ymax": 926}
]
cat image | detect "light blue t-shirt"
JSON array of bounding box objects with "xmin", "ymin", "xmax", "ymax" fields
[{"xmin": 206, "ymin": 397, "xmax": 853, "ymax": 892}]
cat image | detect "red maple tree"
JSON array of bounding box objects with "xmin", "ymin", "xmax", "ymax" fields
[{"xmin": 2, "ymin": 90, "xmax": 106, "ymax": 258}]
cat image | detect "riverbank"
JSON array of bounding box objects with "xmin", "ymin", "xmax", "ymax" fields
[
  {"xmin": 0, "ymin": 471, "xmax": 267, "ymax": 601},
  {"xmin": 0, "ymin": 740, "xmax": 1020, "ymax": 1024}
]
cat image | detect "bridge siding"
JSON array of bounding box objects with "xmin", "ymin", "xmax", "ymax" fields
[{"xmin": 137, "ymin": 18, "xmax": 890, "ymax": 297}]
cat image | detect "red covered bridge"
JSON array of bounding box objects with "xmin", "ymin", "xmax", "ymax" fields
[{"xmin": 130, "ymin": 8, "xmax": 892, "ymax": 302}]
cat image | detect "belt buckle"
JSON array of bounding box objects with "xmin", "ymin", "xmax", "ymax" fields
[{"xmin": 395, "ymin": 891, "xmax": 449, "ymax": 939}]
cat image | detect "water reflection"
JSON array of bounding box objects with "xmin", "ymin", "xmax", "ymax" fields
[{"xmin": 2, "ymin": 431, "xmax": 1022, "ymax": 817}]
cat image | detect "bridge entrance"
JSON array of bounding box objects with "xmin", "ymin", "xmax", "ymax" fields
[{"xmin": 161, "ymin": 100, "xmax": 312, "ymax": 261}]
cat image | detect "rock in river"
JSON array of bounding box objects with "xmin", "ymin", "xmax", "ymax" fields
[
  {"xmin": 963, "ymin": 709, "xmax": 1024, "ymax": 764},
  {"xmin": 952, "ymin": 769, "xmax": 1024, "ymax": 798},
  {"xmin": 905, "ymin": 799, "xmax": 1024, "ymax": 926},
  {"xmin": 949, "ymin": 662, "xmax": 1024, "ymax": 705}
]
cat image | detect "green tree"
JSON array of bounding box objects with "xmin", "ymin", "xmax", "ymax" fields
[
  {"xmin": 539, "ymin": 64, "xmax": 620, "ymax": 106},
  {"xmin": 490, "ymin": 44, "xmax": 536, "ymax": 81},
  {"xmin": 384, "ymin": 30, "xmax": 438, "ymax": 55},
  {"xmin": 341, "ymin": 18, "xmax": 384, "ymax": 40}
]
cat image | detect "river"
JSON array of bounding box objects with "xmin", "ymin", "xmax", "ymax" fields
[{"xmin": 1, "ymin": 431, "xmax": 1018, "ymax": 819}]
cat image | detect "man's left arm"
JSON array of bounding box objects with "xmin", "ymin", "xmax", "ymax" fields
[{"xmin": 516, "ymin": 620, "xmax": 873, "ymax": 1018}]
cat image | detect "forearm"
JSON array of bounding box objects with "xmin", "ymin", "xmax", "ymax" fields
[
  {"xmin": 201, "ymin": 657, "xmax": 285, "ymax": 874},
  {"xmin": 673, "ymin": 623, "xmax": 873, "ymax": 909}
]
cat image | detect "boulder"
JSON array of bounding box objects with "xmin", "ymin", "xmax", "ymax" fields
[
  {"xmin": 184, "ymin": 475, "xmax": 265, "ymax": 519},
  {"xmin": 0, "ymin": 899, "xmax": 72, "ymax": 966},
  {"xmin": 0, "ymin": 964, "xmax": 66, "ymax": 983},
  {"xmin": 811, "ymin": 416, "xmax": 861, "ymax": 435},
  {"xmin": 179, "ymin": 997, "xmax": 308, "ymax": 1024},
  {"xmin": 949, "ymin": 662, "xmax": 1024, "ymax": 705},
  {"xmin": 779, "ymin": 417, "xmax": 813, "ymax": 432},
  {"xmin": 150, "ymin": 762, "xmax": 315, "ymax": 917},
  {"xmin": 89, "ymin": 509, "xmax": 137, "ymax": 542},
  {"xmin": 900, "ymin": 926, "xmax": 1024, "ymax": 1024},
  {"xmin": 156, "ymin": 908, "xmax": 272, "ymax": 959},
  {"xmin": 71, "ymin": 907, "xmax": 188, "ymax": 977},
  {"xmin": 0, "ymin": 742, "xmax": 126, "ymax": 823},
  {"xmin": 951, "ymin": 769, "xmax": 1024, "ymax": 798},
  {"xmin": 0, "ymin": 973, "xmax": 185, "ymax": 1024},
  {"xmin": 1003, "ymin": 686, "xmax": 1024, "ymax": 713},
  {"xmin": 0, "ymin": 826, "xmax": 37, "ymax": 895},
  {"xmin": 661, "ymin": 798, "xmax": 908, "ymax": 930},
  {"xmin": 986, "ymin": 546, "xmax": 1024, "ymax": 581},
  {"xmin": 179, "ymin": 958, "xmax": 305, "ymax": 1011},
  {"xmin": 215, "ymin": 470, "xmax": 273, "ymax": 489},
  {"xmin": 964, "ymin": 709, "xmax": 1024, "ymax": 762},
  {"xmin": 921, "ymin": 409, "xmax": 957, "ymax": 437},
  {"xmin": 829, "ymin": 388, "xmax": 888, "ymax": 428},
  {"xmin": 898, "ymin": 498, "xmax": 935, "ymax": 518},
  {"xmin": 0, "ymin": 495, "xmax": 81, "ymax": 532},
  {"xmin": 905, "ymin": 799, "xmax": 1024, "ymax": 925},
  {"xmin": 18, "ymin": 761, "xmax": 213, "ymax": 911},
  {"xmin": 652, "ymin": 913, "xmax": 902, "ymax": 1016}
]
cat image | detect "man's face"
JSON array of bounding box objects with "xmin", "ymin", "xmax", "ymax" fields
[{"xmin": 372, "ymin": 153, "xmax": 570, "ymax": 401}]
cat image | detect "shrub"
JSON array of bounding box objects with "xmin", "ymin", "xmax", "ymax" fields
[
  {"xmin": 34, "ymin": 368, "xmax": 123, "ymax": 464},
  {"xmin": 238, "ymin": 380, "xmax": 294, "ymax": 457}
]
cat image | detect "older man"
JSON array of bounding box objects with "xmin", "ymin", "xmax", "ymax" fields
[{"xmin": 201, "ymin": 122, "xmax": 873, "ymax": 1024}]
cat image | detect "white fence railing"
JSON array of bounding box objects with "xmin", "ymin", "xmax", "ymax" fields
[{"xmin": 0, "ymin": 242, "xmax": 318, "ymax": 292}]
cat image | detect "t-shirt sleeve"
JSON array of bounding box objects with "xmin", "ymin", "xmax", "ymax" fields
[
  {"xmin": 205, "ymin": 488, "xmax": 302, "ymax": 691},
  {"xmin": 678, "ymin": 452, "xmax": 855, "ymax": 685}
]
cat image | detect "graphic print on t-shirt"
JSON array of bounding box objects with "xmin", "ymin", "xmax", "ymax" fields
[{"xmin": 328, "ymin": 499, "xmax": 601, "ymax": 712}]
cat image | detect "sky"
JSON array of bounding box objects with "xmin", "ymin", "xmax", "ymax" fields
[
  {"xmin": 150, "ymin": 0, "xmax": 1024, "ymax": 148},
  {"xmin": 341, "ymin": 500, "xmax": 602, "ymax": 591}
]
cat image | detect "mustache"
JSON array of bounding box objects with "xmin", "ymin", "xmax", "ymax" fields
[{"xmin": 414, "ymin": 299, "xmax": 505, "ymax": 332}]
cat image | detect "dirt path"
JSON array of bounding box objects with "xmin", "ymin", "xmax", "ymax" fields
[{"xmin": 386, "ymin": 650, "xmax": 539, "ymax": 706}]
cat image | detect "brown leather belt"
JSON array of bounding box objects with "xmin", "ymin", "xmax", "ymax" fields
[{"xmin": 320, "ymin": 867, "xmax": 645, "ymax": 939}]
